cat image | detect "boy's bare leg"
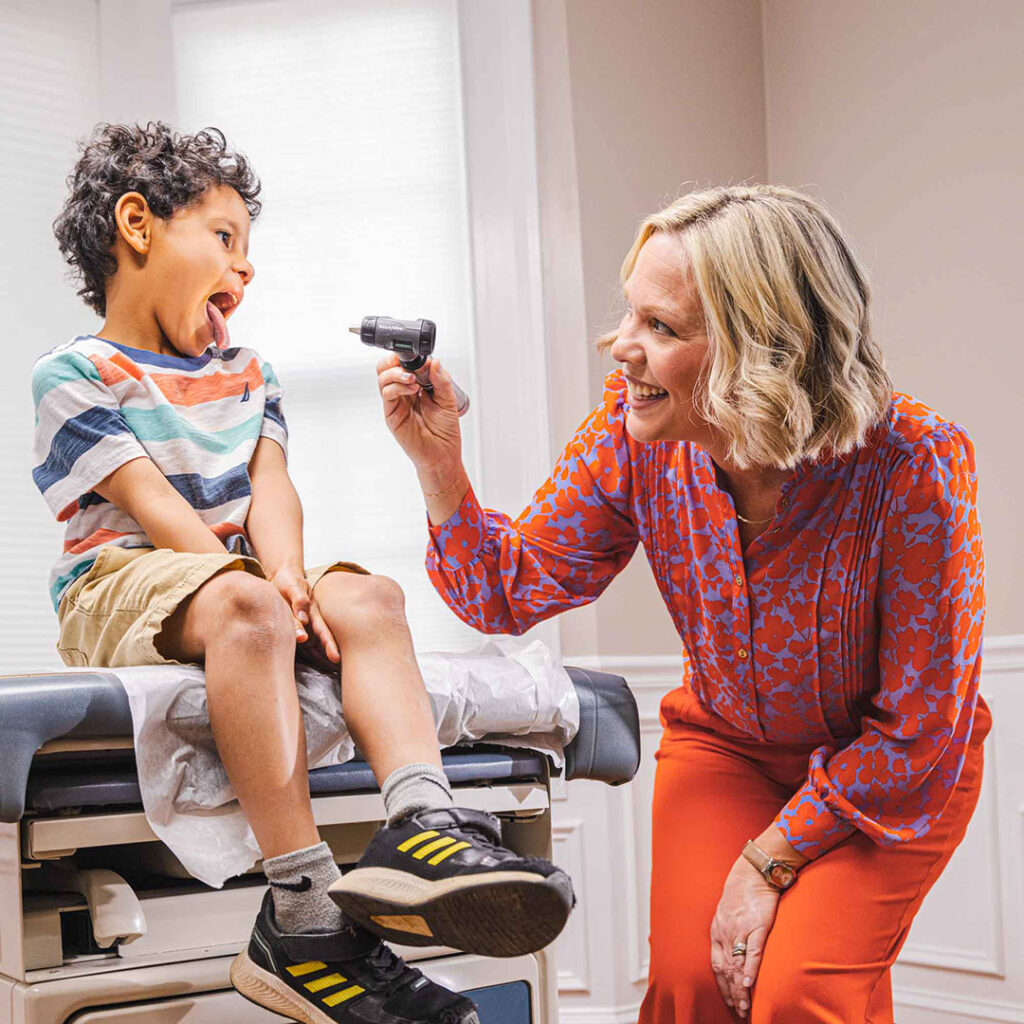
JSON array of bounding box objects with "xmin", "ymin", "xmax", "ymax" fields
[
  {"xmin": 158, "ymin": 569, "xmax": 319, "ymax": 859},
  {"xmin": 311, "ymin": 572, "xmax": 442, "ymax": 780}
]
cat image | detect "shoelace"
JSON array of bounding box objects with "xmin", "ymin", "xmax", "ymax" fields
[
  {"xmin": 362, "ymin": 942, "xmax": 420, "ymax": 989},
  {"xmin": 453, "ymin": 819, "xmax": 506, "ymax": 854}
]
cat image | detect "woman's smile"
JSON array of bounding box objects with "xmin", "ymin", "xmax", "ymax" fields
[{"xmin": 625, "ymin": 373, "xmax": 670, "ymax": 407}]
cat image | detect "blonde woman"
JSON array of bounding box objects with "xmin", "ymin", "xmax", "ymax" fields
[{"xmin": 377, "ymin": 186, "xmax": 990, "ymax": 1022}]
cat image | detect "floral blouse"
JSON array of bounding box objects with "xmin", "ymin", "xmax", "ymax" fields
[{"xmin": 425, "ymin": 370, "xmax": 990, "ymax": 860}]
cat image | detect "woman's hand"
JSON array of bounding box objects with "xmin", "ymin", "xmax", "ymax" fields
[
  {"xmin": 709, "ymin": 857, "xmax": 782, "ymax": 1018},
  {"xmin": 377, "ymin": 353, "xmax": 463, "ymax": 480}
]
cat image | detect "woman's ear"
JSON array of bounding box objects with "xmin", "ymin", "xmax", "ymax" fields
[{"xmin": 113, "ymin": 192, "xmax": 153, "ymax": 255}]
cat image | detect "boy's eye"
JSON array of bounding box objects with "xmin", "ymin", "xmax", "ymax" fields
[{"xmin": 216, "ymin": 230, "xmax": 232, "ymax": 247}]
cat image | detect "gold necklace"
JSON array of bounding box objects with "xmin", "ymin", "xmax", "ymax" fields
[{"xmin": 736, "ymin": 511, "xmax": 774, "ymax": 525}]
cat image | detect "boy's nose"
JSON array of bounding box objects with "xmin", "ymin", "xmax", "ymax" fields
[{"xmin": 237, "ymin": 256, "xmax": 255, "ymax": 285}]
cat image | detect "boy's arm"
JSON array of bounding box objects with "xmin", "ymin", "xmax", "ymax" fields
[
  {"xmin": 246, "ymin": 436, "xmax": 316, "ymax": 646},
  {"xmin": 246, "ymin": 436, "xmax": 304, "ymax": 576},
  {"xmin": 95, "ymin": 457, "xmax": 228, "ymax": 554}
]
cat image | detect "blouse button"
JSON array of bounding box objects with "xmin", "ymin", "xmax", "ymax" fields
[
  {"xmin": 734, "ymin": 573, "xmax": 743, "ymax": 586},
  {"xmin": 738, "ymin": 648, "xmax": 749, "ymax": 660}
]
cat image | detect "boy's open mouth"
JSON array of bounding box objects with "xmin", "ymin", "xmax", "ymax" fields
[{"xmin": 206, "ymin": 290, "xmax": 240, "ymax": 350}]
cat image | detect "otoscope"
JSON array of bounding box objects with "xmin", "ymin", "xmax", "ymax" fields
[{"xmin": 349, "ymin": 316, "xmax": 471, "ymax": 417}]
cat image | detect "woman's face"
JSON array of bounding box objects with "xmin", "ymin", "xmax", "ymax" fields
[{"xmin": 609, "ymin": 231, "xmax": 714, "ymax": 445}]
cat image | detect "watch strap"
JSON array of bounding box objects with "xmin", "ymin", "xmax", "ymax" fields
[{"xmin": 742, "ymin": 839, "xmax": 798, "ymax": 890}]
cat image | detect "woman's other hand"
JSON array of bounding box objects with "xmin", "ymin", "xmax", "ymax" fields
[{"xmin": 709, "ymin": 858, "xmax": 782, "ymax": 1018}]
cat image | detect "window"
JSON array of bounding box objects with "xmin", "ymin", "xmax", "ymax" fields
[
  {"xmin": 173, "ymin": 0, "xmax": 483, "ymax": 650},
  {"xmin": 0, "ymin": 0, "xmax": 552, "ymax": 669}
]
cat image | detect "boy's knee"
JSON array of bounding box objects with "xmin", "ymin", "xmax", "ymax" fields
[
  {"xmin": 316, "ymin": 573, "xmax": 406, "ymax": 636},
  {"xmin": 205, "ymin": 571, "xmax": 293, "ymax": 644}
]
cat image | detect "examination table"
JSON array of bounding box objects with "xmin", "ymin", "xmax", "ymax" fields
[{"xmin": 0, "ymin": 665, "xmax": 640, "ymax": 1023}]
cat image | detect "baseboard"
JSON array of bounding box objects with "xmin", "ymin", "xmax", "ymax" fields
[
  {"xmin": 559, "ymin": 1002, "xmax": 640, "ymax": 1024},
  {"xmin": 894, "ymin": 986, "xmax": 1024, "ymax": 1023}
]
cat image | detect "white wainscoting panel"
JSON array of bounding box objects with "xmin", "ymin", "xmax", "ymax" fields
[
  {"xmin": 555, "ymin": 638, "xmax": 1024, "ymax": 1023},
  {"xmin": 892, "ymin": 635, "xmax": 1024, "ymax": 1021}
]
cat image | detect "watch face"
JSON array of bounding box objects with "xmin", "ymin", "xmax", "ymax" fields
[{"xmin": 769, "ymin": 863, "xmax": 796, "ymax": 888}]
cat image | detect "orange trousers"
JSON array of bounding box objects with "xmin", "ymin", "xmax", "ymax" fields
[{"xmin": 639, "ymin": 688, "xmax": 991, "ymax": 1024}]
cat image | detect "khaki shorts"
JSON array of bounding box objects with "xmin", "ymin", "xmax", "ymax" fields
[{"xmin": 56, "ymin": 546, "xmax": 369, "ymax": 669}]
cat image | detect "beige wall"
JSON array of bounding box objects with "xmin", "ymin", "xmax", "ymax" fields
[
  {"xmin": 535, "ymin": 0, "xmax": 768, "ymax": 657},
  {"xmin": 762, "ymin": 0, "xmax": 1024, "ymax": 636},
  {"xmin": 536, "ymin": 0, "xmax": 1022, "ymax": 657}
]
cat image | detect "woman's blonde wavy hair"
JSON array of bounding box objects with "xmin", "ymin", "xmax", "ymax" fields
[{"xmin": 599, "ymin": 185, "xmax": 893, "ymax": 470}]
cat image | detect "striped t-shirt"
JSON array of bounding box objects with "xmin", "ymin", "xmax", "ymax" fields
[{"xmin": 32, "ymin": 335, "xmax": 288, "ymax": 610}]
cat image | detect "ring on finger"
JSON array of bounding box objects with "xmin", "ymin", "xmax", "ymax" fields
[{"xmin": 731, "ymin": 941, "xmax": 748, "ymax": 957}]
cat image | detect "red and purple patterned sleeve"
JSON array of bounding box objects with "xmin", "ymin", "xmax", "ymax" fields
[
  {"xmin": 426, "ymin": 376, "xmax": 640, "ymax": 635},
  {"xmin": 773, "ymin": 424, "xmax": 985, "ymax": 859}
]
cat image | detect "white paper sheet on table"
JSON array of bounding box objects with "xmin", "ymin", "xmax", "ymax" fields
[{"xmin": 115, "ymin": 637, "xmax": 578, "ymax": 887}]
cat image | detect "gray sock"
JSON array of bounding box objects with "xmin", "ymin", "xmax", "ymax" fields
[
  {"xmin": 381, "ymin": 762, "xmax": 454, "ymax": 825},
  {"xmin": 264, "ymin": 841, "xmax": 344, "ymax": 934}
]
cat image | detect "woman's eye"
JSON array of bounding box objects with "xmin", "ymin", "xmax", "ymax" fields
[
  {"xmin": 651, "ymin": 318, "xmax": 675, "ymax": 336},
  {"xmin": 216, "ymin": 230, "xmax": 231, "ymax": 247}
]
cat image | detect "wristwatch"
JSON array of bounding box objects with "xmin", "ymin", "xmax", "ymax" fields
[{"xmin": 742, "ymin": 839, "xmax": 799, "ymax": 891}]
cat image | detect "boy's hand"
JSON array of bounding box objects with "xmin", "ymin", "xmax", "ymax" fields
[
  {"xmin": 307, "ymin": 594, "xmax": 341, "ymax": 665},
  {"xmin": 267, "ymin": 567, "xmax": 313, "ymax": 643}
]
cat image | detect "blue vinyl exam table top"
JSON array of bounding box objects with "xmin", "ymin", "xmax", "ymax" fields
[{"xmin": 1, "ymin": 665, "xmax": 640, "ymax": 822}]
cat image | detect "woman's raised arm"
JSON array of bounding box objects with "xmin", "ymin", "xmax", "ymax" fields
[{"xmin": 422, "ymin": 377, "xmax": 641, "ymax": 635}]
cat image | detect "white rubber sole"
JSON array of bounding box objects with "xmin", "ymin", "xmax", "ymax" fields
[
  {"xmin": 231, "ymin": 949, "xmax": 335, "ymax": 1024},
  {"xmin": 329, "ymin": 867, "xmax": 573, "ymax": 957}
]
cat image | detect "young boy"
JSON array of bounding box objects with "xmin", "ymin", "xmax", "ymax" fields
[{"xmin": 33, "ymin": 122, "xmax": 572, "ymax": 1024}]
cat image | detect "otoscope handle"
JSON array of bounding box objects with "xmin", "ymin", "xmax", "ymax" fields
[
  {"xmin": 351, "ymin": 314, "xmax": 471, "ymax": 418},
  {"xmin": 410, "ymin": 365, "xmax": 471, "ymax": 417}
]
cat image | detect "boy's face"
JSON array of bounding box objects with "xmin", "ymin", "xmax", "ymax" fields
[{"xmin": 145, "ymin": 185, "xmax": 254, "ymax": 357}]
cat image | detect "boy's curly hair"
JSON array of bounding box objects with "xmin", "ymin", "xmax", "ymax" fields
[{"xmin": 54, "ymin": 122, "xmax": 262, "ymax": 316}]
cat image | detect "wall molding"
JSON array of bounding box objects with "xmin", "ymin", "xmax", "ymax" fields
[
  {"xmin": 563, "ymin": 654, "xmax": 684, "ymax": 693},
  {"xmin": 979, "ymin": 634, "xmax": 1024, "ymax": 673},
  {"xmin": 898, "ymin": 712, "xmax": 1005, "ymax": 978},
  {"xmin": 552, "ymin": 818, "xmax": 591, "ymax": 994}
]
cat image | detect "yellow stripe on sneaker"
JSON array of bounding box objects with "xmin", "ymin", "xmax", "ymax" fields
[
  {"xmin": 411, "ymin": 836, "xmax": 457, "ymax": 860},
  {"xmin": 396, "ymin": 829, "xmax": 439, "ymax": 852},
  {"xmin": 286, "ymin": 960, "xmax": 326, "ymax": 977},
  {"xmin": 427, "ymin": 840, "xmax": 471, "ymax": 865},
  {"xmin": 323, "ymin": 984, "xmax": 365, "ymax": 1006},
  {"xmin": 304, "ymin": 972, "xmax": 346, "ymax": 993}
]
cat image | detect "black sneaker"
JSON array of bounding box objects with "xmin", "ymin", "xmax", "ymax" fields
[
  {"xmin": 231, "ymin": 891, "xmax": 479, "ymax": 1024},
  {"xmin": 328, "ymin": 807, "xmax": 574, "ymax": 958}
]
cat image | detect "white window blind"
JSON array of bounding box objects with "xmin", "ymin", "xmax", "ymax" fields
[
  {"xmin": 0, "ymin": 0, "xmax": 102, "ymax": 672},
  {"xmin": 172, "ymin": 0, "xmax": 484, "ymax": 651}
]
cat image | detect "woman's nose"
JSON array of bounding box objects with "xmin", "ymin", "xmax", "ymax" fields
[{"xmin": 610, "ymin": 320, "xmax": 643, "ymax": 366}]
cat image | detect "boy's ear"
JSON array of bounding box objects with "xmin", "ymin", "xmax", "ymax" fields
[{"xmin": 114, "ymin": 192, "xmax": 153, "ymax": 255}]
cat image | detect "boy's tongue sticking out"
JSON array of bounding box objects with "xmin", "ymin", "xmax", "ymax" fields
[{"xmin": 207, "ymin": 297, "xmax": 231, "ymax": 350}]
